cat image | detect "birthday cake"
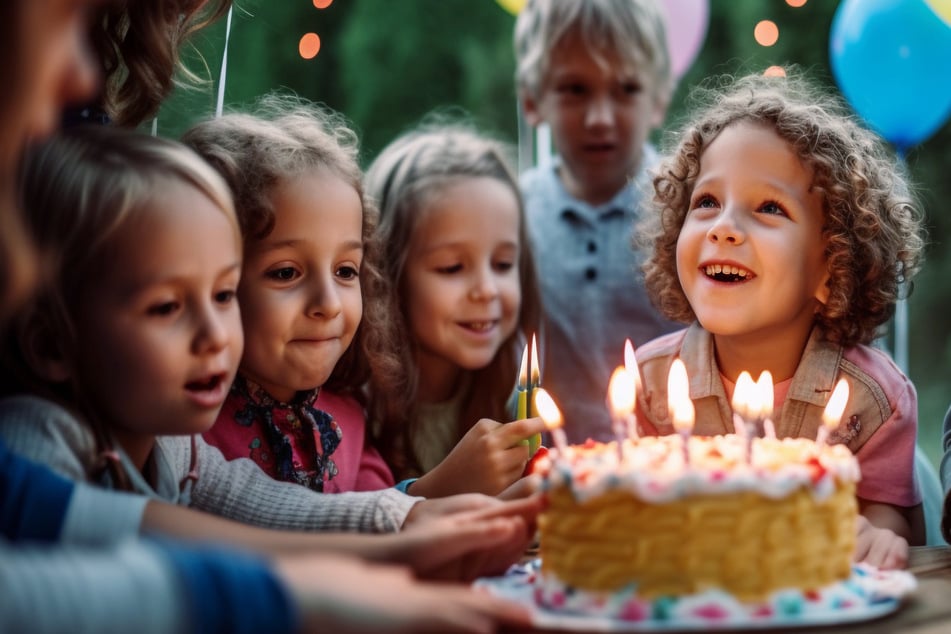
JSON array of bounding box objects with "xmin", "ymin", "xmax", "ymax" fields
[{"xmin": 531, "ymin": 433, "xmax": 861, "ymax": 617}]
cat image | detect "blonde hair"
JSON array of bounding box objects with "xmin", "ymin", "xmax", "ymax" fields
[
  {"xmin": 6, "ymin": 125, "xmax": 237, "ymax": 485},
  {"xmin": 364, "ymin": 121, "xmax": 542, "ymax": 478},
  {"xmin": 514, "ymin": 0, "xmax": 672, "ymax": 104},
  {"xmin": 640, "ymin": 71, "xmax": 926, "ymax": 347},
  {"xmin": 182, "ymin": 94, "xmax": 382, "ymax": 399}
]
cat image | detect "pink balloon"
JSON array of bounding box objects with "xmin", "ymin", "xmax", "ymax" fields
[{"xmin": 659, "ymin": 0, "xmax": 710, "ymax": 78}]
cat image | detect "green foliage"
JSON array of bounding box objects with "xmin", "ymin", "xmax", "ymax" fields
[{"xmin": 157, "ymin": 0, "xmax": 951, "ymax": 462}]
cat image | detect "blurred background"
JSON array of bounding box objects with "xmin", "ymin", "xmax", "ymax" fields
[{"xmin": 158, "ymin": 0, "xmax": 951, "ymax": 468}]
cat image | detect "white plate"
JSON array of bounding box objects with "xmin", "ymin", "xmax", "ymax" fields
[{"xmin": 474, "ymin": 560, "xmax": 915, "ymax": 631}]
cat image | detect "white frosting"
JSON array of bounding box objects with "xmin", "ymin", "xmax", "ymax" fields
[{"xmin": 538, "ymin": 434, "xmax": 860, "ymax": 504}]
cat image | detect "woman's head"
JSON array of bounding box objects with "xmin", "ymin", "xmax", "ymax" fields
[
  {"xmin": 641, "ymin": 71, "xmax": 925, "ymax": 347},
  {"xmin": 183, "ymin": 95, "xmax": 376, "ymax": 400},
  {"xmin": 0, "ymin": 0, "xmax": 102, "ymax": 325},
  {"xmin": 11, "ymin": 126, "xmax": 242, "ymax": 460}
]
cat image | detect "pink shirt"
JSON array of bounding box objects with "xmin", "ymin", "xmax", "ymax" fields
[
  {"xmin": 636, "ymin": 324, "xmax": 920, "ymax": 507},
  {"xmin": 315, "ymin": 390, "xmax": 394, "ymax": 492}
]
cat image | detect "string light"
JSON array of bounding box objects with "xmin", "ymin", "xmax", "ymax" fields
[{"xmin": 299, "ymin": 33, "xmax": 321, "ymax": 59}]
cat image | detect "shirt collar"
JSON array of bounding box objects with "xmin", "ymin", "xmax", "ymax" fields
[{"xmin": 678, "ymin": 323, "xmax": 840, "ymax": 407}]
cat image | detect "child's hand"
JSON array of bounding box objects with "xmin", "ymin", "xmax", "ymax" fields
[
  {"xmin": 409, "ymin": 416, "xmax": 550, "ymax": 497},
  {"xmin": 854, "ymin": 515, "xmax": 909, "ymax": 569},
  {"xmin": 276, "ymin": 554, "xmax": 531, "ymax": 633},
  {"xmin": 390, "ymin": 495, "xmax": 543, "ymax": 581}
]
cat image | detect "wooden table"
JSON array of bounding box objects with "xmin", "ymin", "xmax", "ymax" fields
[{"xmin": 503, "ymin": 546, "xmax": 951, "ymax": 633}]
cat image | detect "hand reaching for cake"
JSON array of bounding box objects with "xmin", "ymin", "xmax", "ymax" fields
[
  {"xmin": 406, "ymin": 416, "xmax": 549, "ymax": 498},
  {"xmin": 854, "ymin": 515, "xmax": 909, "ymax": 570}
]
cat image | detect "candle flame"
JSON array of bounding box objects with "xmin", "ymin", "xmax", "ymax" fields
[
  {"xmin": 624, "ymin": 338, "xmax": 637, "ymax": 372},
  {"xmin": 517, "ymin": 343, "xmax": 528, "ymax": 390},
  {"xmin": 530, "ymin": 334, "xmax": 540, "ymax": 386},
  {"xmin": 608, "ymin": 366, "xmax": 636, "ymax": 419},
  {"xmin": 731, "ymin": 371, "xmax": 755, "ymax": 420},
  {"xmin": 756, "ymin": 370, "xmax": 774, "ymax": 419},
  {"xmin": 822, "ymin": 379, "xmax": 849, "ymax": 431},
  {"xmin": 667, "ymin": 359, "xmax": 695, "ymax": 433},
  {"xmin": 534, "ymin": 388, "xmax": 563, "ymax": 431}
]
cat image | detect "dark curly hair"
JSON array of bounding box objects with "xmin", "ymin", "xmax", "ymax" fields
[
  {"xmin": 182, "ymin": 94, "xmax": 385, "ymax": 402},
  {"xmin": 639, "ymin": 70, "xmax": 925, "ymax": 347}
]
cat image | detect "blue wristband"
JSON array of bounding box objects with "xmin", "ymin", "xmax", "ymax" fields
[{"xmin": 394, "ymin": 478, "xmax": 418, "ymax": 494}]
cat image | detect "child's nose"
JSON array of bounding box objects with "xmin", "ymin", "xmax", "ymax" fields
[
  {"xmin": 585, "ymin": 94, "xmax": 615, "ymax": 128},
  {"xmin": 307, "ymin": 275, "xmax": 342, "ymax": 318},
  {"xmin": 468, "ymin": 267, "xmax": 499, "ymax": 301},
  {"xmin": 195, "ymin": 305, "xmax": 233, "ymax": 353},
  {"xmin": 707, "ymin": 207, "xmax": 746, "ymax": 245}
]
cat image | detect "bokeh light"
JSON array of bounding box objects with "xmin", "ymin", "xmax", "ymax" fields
[
  {"xmin": 764, "ymin": 66, "xmax": 787, "ymax": 77},
  {"xmin": 313, "ymin": 0, "xmax": 333, "ymax": 8},
  {"xmin": 299, "ymin": 33, "xmax": 321, "ymax": 59},
  {"xmin": 786, "ymin": 0, "xmax": 807, "ymax": 7},
  {"xmin": 754, "ymin": 20, "xmax": 780, "ymax": 47}
]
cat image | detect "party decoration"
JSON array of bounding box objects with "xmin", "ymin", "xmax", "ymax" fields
[
  {"xmin": 496, "ymin": 0, "xmax": 527, "ymax": 15},
  {"xmin": 830, "ymin": 0, "xmax": 951, "ymax": 151},
  {"xmin": 926, "ymin": 0, "xmax": 951, "ymax": 26},
  {"xmin": 659, "ymin": 0, "xmax": 710, "ymax": 78}
]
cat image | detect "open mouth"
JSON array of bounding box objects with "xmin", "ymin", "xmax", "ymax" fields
[
  {"xmin": 461, "ymin": 320, "xmax": 497, "ymax": 332},
  {"xmin": 185, "ymin": 373, "xmax": 225, "ymax": 393},
  {"xmin": 703, "ymin": 264, "xmax": 753, "ymax": 283}
]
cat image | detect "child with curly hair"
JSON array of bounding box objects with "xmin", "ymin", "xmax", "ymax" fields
[
  {"xmin": 635, "ymin": 70, "xmax": 926, "ymax": 568},
  {"xmin": 184, "ymin": 96, "xmax": 395, "ymax": 493}
]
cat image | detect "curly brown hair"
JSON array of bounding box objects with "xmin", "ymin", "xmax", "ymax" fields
[
  {"xmin": 182, "ymin": 94, "xmax": 386, "ymax": 403},
  {"xmin": 92, "ymin": 0, "xmax": 233, "ymax": 127},
  {"xmin": 364, "ymin": 121, "xmax": 542, "ymax": 479},
  {"xmin": 639, "ymin": 70, "xmax": 925, "ymax": 347}
]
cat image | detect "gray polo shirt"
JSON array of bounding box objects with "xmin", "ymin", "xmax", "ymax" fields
[{"xmin": 520, "ymin": 149, "xmax": 679, "ymax": 443}]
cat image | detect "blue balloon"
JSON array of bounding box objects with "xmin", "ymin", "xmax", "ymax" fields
[{"xmin": 830, "ymin": 0, "xmax": 951, "ymax": 151}]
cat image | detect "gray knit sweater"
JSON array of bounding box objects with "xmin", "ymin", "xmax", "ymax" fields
[{"xmin": 0, "ymin": 395, "xmax": 418, "ymax": 533}]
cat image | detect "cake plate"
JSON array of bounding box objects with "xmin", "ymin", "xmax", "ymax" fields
[{"xmin": 474, "ymin": 559, "xmax": 916, "ymax": 631}]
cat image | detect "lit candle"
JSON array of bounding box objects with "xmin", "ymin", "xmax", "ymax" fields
[
  {"xmin": 817, "ymin": 378, "xmax": 849, "ymax": 446},
  {"xmin": 731, "ymin": 371, "xmax": 756, "ymax": 463},
  {"xmin": 516, "ymin": 343, "xmax": 528, "ymax": 420},
  {"xmin": 623, "ymin": 338, "xmax": 640, "ymax": 439},
  {"xmin": 528, "ymin": 334, "xmax": 541, "ymax": 454},
  {"xmin": 731, "ymin": 371, "xmax": 755, "ymax": 434},
  {"xmin": 534, "ymin": 388, "xmax": 568, "ymax": 457},
  {"xmin": 667, "ymin": 359, "xmax": 695, "ymax": 466},
  {"xmin": 607, "ymin": 366, "xmax": 636, "ymax": 463},
  {"xmin": 757, "ymin": 370, "xmax": 776, "ymax": 439}
]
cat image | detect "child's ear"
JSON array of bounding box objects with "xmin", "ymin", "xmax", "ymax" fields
[
  {"xmin": 813, "ymin": 271, "xmax": 831, "ymax": 306},
  {"xmin": 520, "ymin": 91, "xmax": 543, "ymax": 127},
  {"xmin": 18, "ymin": 310, "xmax": 71, "ymax": 383}
]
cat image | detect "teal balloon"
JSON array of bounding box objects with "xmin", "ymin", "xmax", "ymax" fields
[{"xmin": 830, "ymin": 0, "xmax": 951, "ymax": 151}]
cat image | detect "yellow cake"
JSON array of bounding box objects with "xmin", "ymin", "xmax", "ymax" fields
[{"xmin": 534, "ymin": 434, "xmax": 859, "ymax": 606}]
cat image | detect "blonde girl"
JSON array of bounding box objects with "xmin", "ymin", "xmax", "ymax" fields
[{"xmin": 366, "ymin": 123, "xmax": 546, "ymax": 498}]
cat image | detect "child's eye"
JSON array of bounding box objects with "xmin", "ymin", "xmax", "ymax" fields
[
  {"xmin": 436, "ymin": 264, "xmax": 463, "ymax": 274},
  {"xmin": 214, "ymin": 289, "xmax": 237, "ymax": 304},
  {"xmin": 556, "ymin": 82, "xmax": 587, "ymax": 97},
  {"xmin": 758, "ymin": 201, "xmax": 788, "ymax": 217},
  {"xmin": 493, "ymin": 260, "xmax": 515, "ymax": 273},
  {"xmin": 266, "ymin": 267, "xmax": 300, "ymax": 282},
  {"xmin": 336, "ymin": 265, "xmax": 360, "ymax": 281},
  {"xmin": 692, "ymin": 194, "xmax": 718, "ymax": 209},
  {"xmin": 619, "ymin": 81, "xmax": 643, "ymax": 97},
  {"xmin": 147, "ymin": 301, "xmax": 179, "ymax": 316}
]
